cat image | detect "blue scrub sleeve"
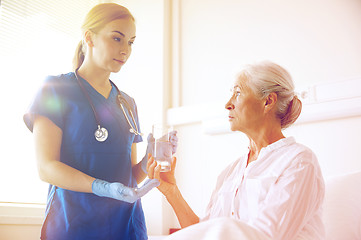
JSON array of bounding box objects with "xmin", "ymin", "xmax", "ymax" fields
[{"xmin": 24, "ymin": 76, "xmax": 65, "ymax": 132}]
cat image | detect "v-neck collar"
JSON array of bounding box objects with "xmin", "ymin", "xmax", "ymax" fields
[{"xmin": 74, "ymin": 72, "xmax": 117, "ymax": 104}]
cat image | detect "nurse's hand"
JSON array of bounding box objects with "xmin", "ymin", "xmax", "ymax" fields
[
  {"xmin": 141, "ymin": 131, "xmax": 178, "ymax": 173},
  {"xmin": 147, "ymin": 154, "xmax": 177, "ymax": 197},
  {"xmin": 92, "ymin": 178, "xmax": 160, "ymax": 203}
]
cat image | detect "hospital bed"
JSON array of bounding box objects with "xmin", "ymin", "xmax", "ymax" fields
[{"xmin": 149, "ymin": 171, "xmax": 361, "ymax": 240}]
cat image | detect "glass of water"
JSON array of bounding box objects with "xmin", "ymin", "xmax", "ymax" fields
[{"xmin": 152, "ymin": 124, "xmax": 173, "ymax": 172}]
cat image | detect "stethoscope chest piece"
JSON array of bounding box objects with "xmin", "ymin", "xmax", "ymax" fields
[{"xmin": 94, "ymin": 125, "xmax": 108, "ymax": 142}]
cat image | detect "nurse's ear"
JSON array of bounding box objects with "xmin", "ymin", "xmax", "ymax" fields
[
  {"xmin": 84, "ymin": 30, "xmax": 95, "ymax": 47},
  {"xmin": 264, "ymin": 92, "xmax": 277, "ymax": 114}
]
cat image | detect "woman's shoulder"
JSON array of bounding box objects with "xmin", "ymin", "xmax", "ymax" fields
[
  {"xmin": 261, "ymin": 137, "xmax": 320, "ymax": 174},
  {"xmin": 118, "ymin": 90, "xmax": 134, "ymax": 102},
  {"xmin": 38, "ymin": 72, "xmax": 77, "ymax": 93},
  {"xmin": 277, "ymin": 138, "xmax": 321, "ymax": 174},
  {"xmin": 117, "ymin": 89, "xmax": 138, "ymax": 109},
  {"xmin": 43, "ymin": 72, "xmax": 75, "ymax": 84},
  {"xmin": 288, "ymin": 139, "xmax": 317, "ymax": 162},
  {"xmin": 273, "ymin": 137, "xmax": 316, "ymax": 160}
]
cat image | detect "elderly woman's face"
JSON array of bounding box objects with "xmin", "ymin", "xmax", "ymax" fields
[{"xmin": 225, "ymin": 77, "xmax": 265, "ymax": 133}]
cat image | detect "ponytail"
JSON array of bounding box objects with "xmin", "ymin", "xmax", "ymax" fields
[
  {"xmin": 281, "ymin": 95, "xmax": 302, "ymax": 129},
  {"xmin": 72, "ymin": 40, "xmax": 85, "ymax": 71}
]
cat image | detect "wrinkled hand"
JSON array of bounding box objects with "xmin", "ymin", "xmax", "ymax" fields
[
  {"xmin": 147, "ymin": 154, "xmax": 177, "ymax": 197},
  {"xmin": 92, "ymin": 178, "xmax": 160, "ymax": 203},
  {"xmin": 141, "ymin": 131, "xmax": 178, "ymax": 173}
]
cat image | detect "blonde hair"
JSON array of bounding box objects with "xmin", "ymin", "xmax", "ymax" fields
[
  {"xmin": 72, "ymin": 3, "xmax": 134, "ymax": 70},
  {"xmin": 239, "ymin": 61, "xmax": 302, "ymax": 129}
]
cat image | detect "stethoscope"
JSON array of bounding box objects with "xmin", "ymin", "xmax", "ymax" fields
[{"xmin": 75, "ymin": 70, "xmax": 143, "ymax": 142}]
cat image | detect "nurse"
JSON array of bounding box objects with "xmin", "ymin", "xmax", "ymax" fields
[
  {"xmin": 147, "ymin": 61, "xmax": 325, "ymax": 240},
  {"xmin": 23, "ymin": 3, "xmax": 175, "ymax": 240}
]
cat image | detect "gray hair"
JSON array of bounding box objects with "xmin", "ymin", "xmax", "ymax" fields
[{"xmin": 239, "ymin": 61, "xmax": 302, "ymax": 129}]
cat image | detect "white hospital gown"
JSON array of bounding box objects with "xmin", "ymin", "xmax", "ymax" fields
[{"xmin": 202, "ymin": 137, "xmax": 325, "ymax": 240}]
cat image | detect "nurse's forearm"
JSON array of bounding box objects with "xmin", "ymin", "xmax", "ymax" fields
[
  {"xmin": 33, "ymin": 116, "xmax": 95, "ymax": 193},
  {"xmin": 132, "ymin": 162, "xmax": 147, "ymax": 184},
  {"xmin": 130, "ymin": 143, "xmax": 147, "ymax": 184},
  {"xmin": 38, "ymin": 159, "xmax": 95, "ymax": 193},
  {"xmin": 166, "ymin": 186, "xmax": 200, "ymax": 228}
]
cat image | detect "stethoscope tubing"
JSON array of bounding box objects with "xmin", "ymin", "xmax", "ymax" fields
[
  {"xmin": 74, "ymin": 70, "xmax": 142, "ymax": 141},
  {"xmin": 111, "ymin": 80, "xmax": 142, "ymax": 136}
]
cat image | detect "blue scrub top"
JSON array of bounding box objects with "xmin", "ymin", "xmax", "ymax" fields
[{"xmin": 24, "ymin": 72, "xmax": 147, "ymax": 240}]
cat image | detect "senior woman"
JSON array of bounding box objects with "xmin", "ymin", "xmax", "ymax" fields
[{"xmin": 147, "ymin": 61, "xmax": 325, "ymax": 240}]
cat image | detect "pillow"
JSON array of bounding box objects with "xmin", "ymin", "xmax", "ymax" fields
[{"xmin": 323, "ymin": 171, "xmax": 361, "ymax": 240}]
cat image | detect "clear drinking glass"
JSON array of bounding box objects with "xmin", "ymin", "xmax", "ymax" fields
[{"xmin": 152, "ymin": 124, "xmax": 173, "ymax": 172}]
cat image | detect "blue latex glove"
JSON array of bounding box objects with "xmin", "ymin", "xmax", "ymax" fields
[
  {"xmin": 92, "ymin": 178, "xmax": 160, "ymax": 203},
  {"xmin": 141, "ymin": 131, "xmax": 178, "ymax": 173}
]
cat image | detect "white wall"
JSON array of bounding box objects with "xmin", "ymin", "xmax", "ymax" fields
[
  {"xmin": 164, "ymin": 0, "xmax": 361, "ymax": 229},
  {"xmin": 176, "ymin": 0, "xmax": 361, "ymax": 106}
]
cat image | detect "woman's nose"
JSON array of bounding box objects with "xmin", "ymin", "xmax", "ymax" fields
[
  {"xmin": 119, "ymin": 43, "xmax": 130, "ymax": 55},
  {"xmin": 225, "ymin": 98, "xmax": 234, "ymax": 110},
  {"xmin": 120, "ymin": 47, "xmax": 129, "ymax": 55}
]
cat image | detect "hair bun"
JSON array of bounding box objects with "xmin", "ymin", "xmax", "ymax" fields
[{"xmin": 281, "ymin": 95, "xmax": 302, "ymax": 129}]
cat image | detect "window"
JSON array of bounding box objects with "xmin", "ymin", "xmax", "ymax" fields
[
  {"xmin": 0, "ymin": 0, "xmax": 99, "ymax": 204},
  {"xmin": 0, "ymin": 0, "xmax": 166, "ymax": 205}
]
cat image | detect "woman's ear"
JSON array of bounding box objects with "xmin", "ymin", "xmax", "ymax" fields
[
  {"xmin": 264, "ymin": 92, "xmax": 277, "ymax": 113},
  {"xmin": 84, "ymin": 30, "xmax": 94, "ymax": 47}
]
